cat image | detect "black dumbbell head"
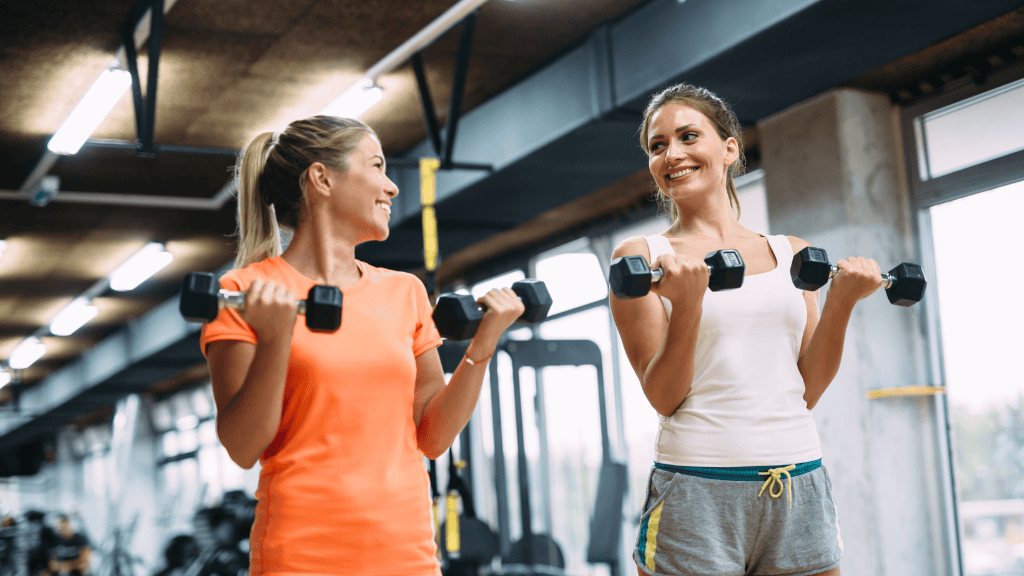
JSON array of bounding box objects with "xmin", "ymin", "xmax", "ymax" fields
[
  {"xmin": 608, "ymin": 256, "xmax": 653, "ymax": 299},
  {"xmin": 705, "ymin": 250, "xmax": 745, "ymax": 292},
  {"xmin": 791, "ymin": 247, "xmax": 832, "ymax": 291},
  {"xmin": 434, "ymin": 293, "xmax": 484, "ymax": 341},
  {"xmin": 511, "ymin": 279, "xmax": 553, "ymax": 323},
  {"xmin": 886, "ymin": 263, "xmax": 927, "ymax": 307},
  {"xmin": 304, "ymin": 285, "xmax": 343, "ymax": 332},
  {"xmin": 180, "ymin": 272, "xmax": 220, "ymax": 323}
]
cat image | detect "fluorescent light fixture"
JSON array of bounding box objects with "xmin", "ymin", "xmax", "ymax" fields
[
  {"xmin": 321, "ymin": 79, "xmax": 384, "ymax": 118},
  {"xmin": 50, "ymin": 298, "xmax": 99, "ymax": 336},
  {"xmin": 9, "ymin": 337, "xmax": 46, "ymax": 370},
  {"xmin": 109, "ymin": 242, "xmax": 173, "ymax": 291},
  {"xmin": 47, "ymin": 68, "xmax": 133, "ymax": 155},
  {"xmin": 0, "ymin": 369, "xmax": 11, "ymax": 388},
  {"xmin": 0, "ymin": 239, "xmax": 6, "ymax": 258}
]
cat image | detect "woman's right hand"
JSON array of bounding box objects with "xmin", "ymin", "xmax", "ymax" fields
[
  {"xmin": 239, "ymin": 278, "xmax": 299, "ymax": 340},
  {"xmin": 649, "ymin": 252, "xmax": 710, "ymax": 307}
]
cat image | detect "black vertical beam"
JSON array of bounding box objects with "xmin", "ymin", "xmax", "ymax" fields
[
  {"xmin": 442, "ymin": 11, "xmax": 477, "ymax": 169},
  {"xmin": 141, "ymin": 0, "xmax": 164, "ymax": 154},
  {"xmin": 411, "ymin": 52, "xmax": 444, "ymax": 158},
  {"xmin": 119, "ymin": 0, "xmax": 163, "ymax": 156},
  {"xmin": 510, "ymin": 357, "xmax": 534, "ymax": 565},
  {"xmin": 488, "ymin": 355, "xmax": 512, "ymax": 561}
]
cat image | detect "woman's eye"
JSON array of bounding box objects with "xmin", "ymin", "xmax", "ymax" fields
[
  {"xmin": 649, "ymin": 142, "xmax": 664, "ymax": 152},
  {"xmin": 681, "ymin": 132, "xmax": 698, "ymax": 141}
]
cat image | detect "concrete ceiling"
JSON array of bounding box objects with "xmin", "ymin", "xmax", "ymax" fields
[{"xmin": 0, "ymin": 0, "xmax": 1022, "ymax": 453}]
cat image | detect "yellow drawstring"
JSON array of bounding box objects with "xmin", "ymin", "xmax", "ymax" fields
[{"xmin": 758, "ymin": 465, "xmax": 796, "ymax": 508}]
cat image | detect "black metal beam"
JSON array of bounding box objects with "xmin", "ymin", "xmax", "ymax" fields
[
  {"xmin": 119, "ymin": 0, "xmax": 164, "ymax": 157},
  {"xmin": 384, "ymin": 157, "xmax": 491, "ymax": 172},
  {"xmin": 411, "ymin": 52, "xmax": 444, "ymax": 158},
  {"xmin": 442, "ymin": 11, "xmax": 477, "ymax": 169}
]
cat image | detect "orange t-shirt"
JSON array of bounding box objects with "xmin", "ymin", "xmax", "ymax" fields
[{"xmin": 200, "ymin": 257, "xmax": 442, "ymax": 576}]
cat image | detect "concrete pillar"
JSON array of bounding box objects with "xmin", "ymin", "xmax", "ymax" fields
[{"xmin": 759, "ymin": 88, "xmax": 951, "ymax": 575}]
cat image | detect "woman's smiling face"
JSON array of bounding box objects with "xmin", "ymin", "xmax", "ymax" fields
[{"xmin": 645, "ymin": 102, "xmax": 738, "ymax": 202}]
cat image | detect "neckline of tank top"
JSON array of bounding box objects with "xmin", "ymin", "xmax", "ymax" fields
[
  {"xmin": 653, "ymin": 234, "xmax": 785, "ymax": 280},
  {"xmin": 269, "ymin": 256, "xmax": 374, "ymax": 293}
]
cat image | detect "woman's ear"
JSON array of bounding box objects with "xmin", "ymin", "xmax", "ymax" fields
[
  {"xmin": 723, "ymin": 137, "xmax": 740, "ymax": 168},
  {"xmin": 305, "ymin": 162, "xmax": 333, "ymax": 199}
]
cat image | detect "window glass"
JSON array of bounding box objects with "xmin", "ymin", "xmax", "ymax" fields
[
  {"xmin": 471, "ymin": 270, "xmax": 526, "ymax": 300},
  {"xmin": 930, "ymin": 180, "xmax": 1024, "ymax": 575},
  {"xmin": 535, "ymin": 252, "xmax": 608, "ymax": 316},
  {"xmin": 917, "ymin": 77, "xmax": 1024, "ymax": 180}
]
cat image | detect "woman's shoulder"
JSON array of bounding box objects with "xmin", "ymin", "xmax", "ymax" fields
[
  {"xmin": 782, "ymin": 234, "xmax": 811, "ymax": 254},
  {"xmin": 360, "ymin": 262, "xmax": 425, "ymax": 292},
  {"xmin": 612, "ymin": 234, "xmax": 664, "ymax": 261}
]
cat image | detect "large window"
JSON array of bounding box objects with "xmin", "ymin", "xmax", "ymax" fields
[{"xmin": 906, "ymin": 65, "xmax": 1024, "ymax": 576}]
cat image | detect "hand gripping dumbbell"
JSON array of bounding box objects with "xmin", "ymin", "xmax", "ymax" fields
[
  {"xmin": 179, "ymin": 272, "xmax": 344, "ymax": 333},
  {"xmin": 608, "ymin": 249, "xmax": 746, "ymax": 299},
  {"xmin": 432, "ymin": 280, "xmax": 553, "ymax": 341},
  {"xmin": 790, "ymin": 247, "xmax": 927, "ymax": 307}
]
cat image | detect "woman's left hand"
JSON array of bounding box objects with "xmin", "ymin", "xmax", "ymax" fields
[
  {"xmin": 471, "ymin": 288, "xmax": 526, "ymax": 351},
  {"xmin": 827, "ymin": 256, "xmax": 884, "ymax": 307}
]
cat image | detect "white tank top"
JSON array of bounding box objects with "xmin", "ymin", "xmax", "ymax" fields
[{"xmin": 643, "ymin": 233, "xmax": 822, "ymax": 467}]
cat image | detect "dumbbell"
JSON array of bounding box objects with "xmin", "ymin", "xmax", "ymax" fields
[
  {"xmin": 433, "ymin": 280, "xmax": 553, "ymax": 341},
  {"xmin": 608, "ymin": 249, "xmax": 746, "ymax": 299},
  {"xmin": 179, "ymin": 272, "xmax": 343, "ymax": 333},
  {"xmin": 790, "ymin": 247, "xmax": 927, "ymax": 307}
]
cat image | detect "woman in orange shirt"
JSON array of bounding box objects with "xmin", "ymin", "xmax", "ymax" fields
[{"xmin": 201, "ymin": 115, "xmax": 522, "ymax": 575}]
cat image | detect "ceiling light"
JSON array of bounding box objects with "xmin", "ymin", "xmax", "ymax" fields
[
  {"xmin": 9, "ymin": 337, "xmax": 46, "ymax": 370},
  {"xmin": 0, "ymin": 239, "xmax": 6, "ymax": 258},
  {"xmin": 321, "ymin": 80, "xmax": 384, "ymax": 118},
  {"xmin": 50, "ymin": 298, "xmax": 99, "ymax": 336},
  {"xmin": 0, "ymin": 369, "xmax": 11, "ymax": 388},
  {"xmin": 108, "ymin": 242, "xmax": 174, "ymax": 291},
  {"xmin": 47, "ymin": 68, "xmax": 133, "ymax": 156}
]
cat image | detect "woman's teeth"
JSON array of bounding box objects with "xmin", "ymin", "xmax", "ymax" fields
[
  {"xmin": 667, "ymin": 167, "xmax": 697, "ymax": 180},
  {"xmin": 377, "ymin": 202, "xmax": 391, "ymax": 214}
]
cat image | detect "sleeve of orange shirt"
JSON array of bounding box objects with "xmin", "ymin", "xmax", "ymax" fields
[
  {"xmin": 200, "ymin": 270, "xmax": 257, "ymax": 357},
  {"xmin": 411, "ymin": 276, "xmax": 442, "ymax": 358}
]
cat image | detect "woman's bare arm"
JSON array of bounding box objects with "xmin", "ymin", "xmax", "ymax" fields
[
  {"xmin": 608, "ymin": 236, "xmax": 707, "ymax": 417},
  {"xmin": 207, "ymin": 278, "xmax": 298, "ymax": 469}
]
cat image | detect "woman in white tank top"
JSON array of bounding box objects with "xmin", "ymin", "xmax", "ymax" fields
[{"xmin": 610, "ymin": 84, "xmax": 886, "ymax": 576}]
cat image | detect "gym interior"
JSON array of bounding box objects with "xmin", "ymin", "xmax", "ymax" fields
[{"xmin": 1, "ymin": 0, "xmax": 1023, "ymax": 575}]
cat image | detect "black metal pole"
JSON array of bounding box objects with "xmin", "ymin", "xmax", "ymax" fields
[
  {"xmin": 411, "ymin": 52, "xmax": 444, "ymax": 157},
  {"xmin": 511, "ymin": 358, "xmax": 534, "ymax": 566},
  {"xmin": 442, "ymin": 11, "xmax": 477, "ymax": 169}
]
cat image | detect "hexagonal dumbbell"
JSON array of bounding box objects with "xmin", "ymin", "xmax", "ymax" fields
[
  {"xmin": 608, "ymin": 249, "xmax": 746, "ymax": 299},
  {"xmin": 432, "ymin": 279, "xmax": 553, "ymax": 341},
  {"xmin": 790, "ymin": 247, "xmax": 927, "ymax": 307},
  {"xmin": 179, "ymin": 272, "xmax": 343, "ymax": 333}
]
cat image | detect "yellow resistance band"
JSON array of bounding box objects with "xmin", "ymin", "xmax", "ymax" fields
[{"xmin": 420, "ymin": 157, "xmax": 441, "ymax": 274}]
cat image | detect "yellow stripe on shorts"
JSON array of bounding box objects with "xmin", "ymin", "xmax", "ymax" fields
[{"xmin": 645, "ymin": 501, "xmax": 664, "ymax": 570}]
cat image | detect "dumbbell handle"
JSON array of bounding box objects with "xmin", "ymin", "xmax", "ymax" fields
[
  {"xmin": 822, "ymin": 265, "xmax": 897, "ymax": 289},
  {"xmin": 213, "ymin": 289, "xmax": 309, "ymax": 315},
  {"xmin": 647, "ymin": 263, "xmax": 720, "ymax": 285}
]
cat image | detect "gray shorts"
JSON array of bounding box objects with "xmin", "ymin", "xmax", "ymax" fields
[{"xmin": 634, "ymin": 460, "xmax": 843, "ymax": 576}]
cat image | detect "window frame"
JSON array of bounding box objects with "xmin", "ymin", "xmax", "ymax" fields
[{"xmin": 901, "ymin": 59, "xmax": 1024, "ymax": 576}]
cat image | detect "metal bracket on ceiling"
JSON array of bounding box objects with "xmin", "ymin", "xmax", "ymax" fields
[
  {"xmin": 410, "ymin": 11, "xmax": 491, "ymax": 172},
  {"xmin": 120, "ymin": 0, "xmax": 165, "ymax": 157}
]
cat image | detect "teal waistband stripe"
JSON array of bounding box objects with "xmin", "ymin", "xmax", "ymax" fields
[{"xmin": 655, "ymin": 459, "xmax": 822, "ymax": 481}]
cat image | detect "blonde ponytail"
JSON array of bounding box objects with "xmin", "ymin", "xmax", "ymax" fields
[{"xmin": 234, "ymin": 132, "xmax": 281, "ymax": 268}]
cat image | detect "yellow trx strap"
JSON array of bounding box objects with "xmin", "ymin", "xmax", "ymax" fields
[
  {"xmin": 420, "ymin": 157, "xmax": 441, "ymax": 295},
  {"xmin": 445, "ymin": 490, "xmax": 461, "ymax": 558}
]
